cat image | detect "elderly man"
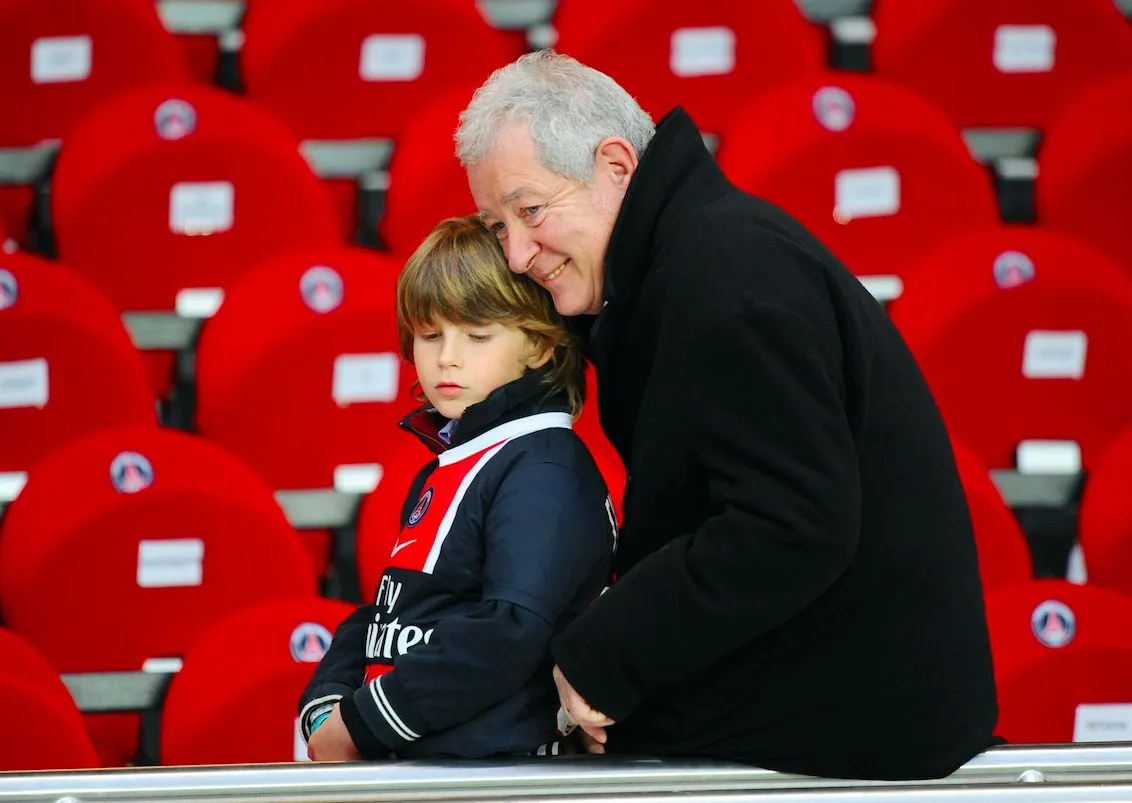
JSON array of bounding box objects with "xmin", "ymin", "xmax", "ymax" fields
[{"xmin": 456, "ymin": 50, "xmax": 998, "ymax": 781}]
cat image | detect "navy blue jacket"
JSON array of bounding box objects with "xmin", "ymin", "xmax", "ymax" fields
[{"xmin": 299, "ymin": 369, "xmax": 615, "ymax": 758}]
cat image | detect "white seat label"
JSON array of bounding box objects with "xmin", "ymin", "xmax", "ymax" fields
[
  {"xmin": 1022, "ymin": 331, "xmax": 1086, "ymax": 379},
  {"xmin": 0, "ymin": 358, "xmax": 48, "ymax": 409},
  {"xmin": 994, "ymin": 25, "xmax": 1055, "ymax": 73},
  {"xmin": 170, "ymin": 182, "xmax": 235, "ymax": 235},
  {"xmin": 31, "ymin": 36, "xmax": 92, "ymax": 84},
  {"xmin": 670, "ymin": 27, "xmax": 736, "ymax": 77},
  {"xmin": 333, "ymin": 353, "xmax": 400, "ymax": 404},
  {"xmin": 1075, "ymin": 704, "xmax": 1132, "ymax": 743},
  {"xmin": 360, "ymin": 34, "xmax": 425, "ymax": 81},
  {"xmin": 835, "ymin": 167, "xmax": 901, "ymax": 220},
  {"xmin": 137, "ymin": 539, "xmax": 204, "ymax": 588}
]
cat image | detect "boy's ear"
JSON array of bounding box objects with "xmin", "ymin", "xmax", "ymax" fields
[{"xmin": 527, "ymin": 338, "xmax": 554, "ymax": 370}]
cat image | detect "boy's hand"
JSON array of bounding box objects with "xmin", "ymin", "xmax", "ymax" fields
[
  {"xmin": 553, "ymin": 665, "xmax": 615, "ymax": 748},
  {"xmin": 307, "ymin": 705, "xmax": 362, "ymax": 762}
]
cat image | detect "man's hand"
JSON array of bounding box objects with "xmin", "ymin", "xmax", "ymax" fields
[
  {"xmin": 307, "ymin": 705, "xmax": 362, "ymax": 762},
  {"xmin": 553, "ymin": 665, "xmax": 615, "ymax": 749}
]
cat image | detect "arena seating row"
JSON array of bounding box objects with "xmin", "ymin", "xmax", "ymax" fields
[{"xmin": 3, "ymin": 0, "xmax": 1132, "ymax": 773}]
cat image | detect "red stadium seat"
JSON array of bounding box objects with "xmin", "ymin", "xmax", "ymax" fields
[
  {"xmin": 51, "ymin": 82, "xmax": 341, "ymax": 317},
  {"xmin": 872, "ymin": 0, "xmax": 1132, "ymax": 131},
  {"xmin": 0, "ymin": 425, "xmax": 316, "ymax": 678},
  {"xmin": 378, "ymin": 90, "xmax": 477, "ymax": 260},
  {"xmin": 0, "ymin": 0, "xmax": 187, "ymax": 147},
  {"xmin": 0, "ymin": 627, "xmax": 70, "ymax": 705},
  {"xmin": 1037, "ymin": 72, "xmax": 1132, "ymax": 278},
  {"xmin": 986, "ymin": 580, "xmax": 1132, "ymax": 744},
  {"xmin": 0, "ymin": 251, "xmax": 155, "ymax": 481},
  {"xmin": 888, "ymin": 226, "xmax": 1132, "ymax": 472},
  {"xmin": 715, "ymin": 72, "xmax": 998, "ymax": 280},
  {"xmin": 195, "ymin": 247, "xmax": 417, "ymax": 492},
  {"xmin": 241, "ymin": 0, "xmax": 516, "ymax": 142},
  {"xmin": 951, "ymin": 440, "xmax": 1031, "ymax": 592},
  {"xmin": 0, "ymin": 627, "xmax": 101, "ymax": 769},
  {"xmin": 552, "ymin": 0, "xmax": 825, "ymax": 136},
  {"xmin": 0, "ymin": 676, "xmax": 100, "ymax": 770},
  {"xmin": 1079, "ymin": 427, "xmax": 1132, "ymax": 601},
  {"xmin": 161, "ymin": 596, "xmax": 355, "ymax": 765}
]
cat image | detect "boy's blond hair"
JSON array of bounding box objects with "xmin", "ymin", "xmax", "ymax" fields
[{"xmin": 396, "ymin": 215, "xmax": 586, "ymax": 417}]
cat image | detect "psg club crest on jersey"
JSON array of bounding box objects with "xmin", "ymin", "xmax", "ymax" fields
[
  {"xmin": 993, "ymin": 250, "xmax": 1036, "ymax": 289},
  {"xmin": 289, "ymin": 622, "xmax": 333, "ymax": 663},
  {"xmin": 0, "ymin": 269, "xmax": 17, "ymax": 311},
  {"xmin": 299, "ymin": 266, "xmax": 344, "ymax": 314},
  {"xmin": 408, "ymin": 487, "xmax": 433, "ymax": 528},
  {"xmin": 154, "ymin": 99, "xmax": 197, "ymax": 141},
  {"xmin": 109, "ymin": 451, "xmax": 155, "ymax": 495},
  {"xmin": 1031, "ymin": 600, "xmax": 1076, "ymax": 648},
  {"xmin": 812, "ymin": 86, "xmax": 856, "ymax": 133}
]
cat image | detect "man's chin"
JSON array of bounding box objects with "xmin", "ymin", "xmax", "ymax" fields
[{"xmin": 551, "ymin": 292, "xmax": 592, "ymax": 318}]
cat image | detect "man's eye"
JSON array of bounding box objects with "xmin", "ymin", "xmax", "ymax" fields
[{"xmin": 521, "ymin": 206, "xmax": 541, "ymax": 218}]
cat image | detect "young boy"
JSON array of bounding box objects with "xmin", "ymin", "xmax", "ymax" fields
[{"xmin": 299, "ymin": 216, "xmax": 617, "ymax": 760}]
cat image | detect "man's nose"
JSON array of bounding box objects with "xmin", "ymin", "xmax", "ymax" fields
[{"xmin": 506, "ymin": 230, "xmax": 539, "ymax": 274}]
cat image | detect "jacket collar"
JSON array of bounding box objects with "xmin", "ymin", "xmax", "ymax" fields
[
  {"xmin": 399, "ymin": 368, "xmax": 571, "ymax": 455},
  {"xmin": 600, "ymin": 107, "xmax": 729, "ymax": 311}
]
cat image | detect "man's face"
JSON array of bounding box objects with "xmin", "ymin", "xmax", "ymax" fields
[{"xmin": 468, "ymin": 123, "xmax": 630, "ymax": 317}]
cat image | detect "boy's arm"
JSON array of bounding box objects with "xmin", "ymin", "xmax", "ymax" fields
[
  {"xmin": 337, "ymin": 457, "xmax": 614, "ymax": 758},
  {"xmin": 298, "ymin": 604, "xmax": 375, "ymax": 740}
]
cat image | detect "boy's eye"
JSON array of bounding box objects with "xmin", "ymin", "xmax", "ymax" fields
[
  {"xmin": 418, "ymin": 331, "xmax": 440, "ymax": 341},
  {"xmin": 468, "ymin": 333, "xmax": 492, "ymax": 343}
]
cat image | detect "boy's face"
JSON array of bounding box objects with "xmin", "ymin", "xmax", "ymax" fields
[{"xmin": 413, "ymin": 318, "xmax": 547, "ymax": 420}]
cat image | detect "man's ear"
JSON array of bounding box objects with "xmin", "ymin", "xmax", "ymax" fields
[{"xmin": 594, "ymin": 137, "xmax": 639, "ymax": 190}]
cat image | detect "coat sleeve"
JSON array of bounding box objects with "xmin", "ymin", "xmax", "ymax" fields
[
  {"xmin": 551, "ymin": 300, "xmax": 861, "ymax": 722},
  {"xmin": 338, "ymin": 456, "xmax": 615, "ymax": 758},
  {"xmin": 297, "ymin": 604, "xmax": 373, "ymax": 740}
]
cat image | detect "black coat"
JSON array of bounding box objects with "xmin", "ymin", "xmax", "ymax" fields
[{"xmin": 550, "ymin": 108, "xmax": 998, "ymax": 781}]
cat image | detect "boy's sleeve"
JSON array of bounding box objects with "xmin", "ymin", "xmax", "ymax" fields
[
  {"xmin": 298, "ymin": 604, "xmax": 374, "ymax": 740},
  {"xmin": 337, "ymin": 457, "xmax": 614, "ymax": 758}
]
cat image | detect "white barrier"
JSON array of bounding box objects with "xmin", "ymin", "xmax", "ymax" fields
[{"xmin": 5, "ymin": 744, "xmax": 1132, "ymax": 803}]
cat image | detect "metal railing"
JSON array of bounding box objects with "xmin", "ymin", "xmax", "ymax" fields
[{"xmin": 6, "ymin": 744, "xmax": 1132, "ymax": 803}]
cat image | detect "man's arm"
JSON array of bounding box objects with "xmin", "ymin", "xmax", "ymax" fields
[
  {"xmin": 552, "ymin": 303, "xmax": 861, "ymax": 721},
  {"xmin": 339, "ymin": 457, "xmax": 614, "ymax": 757}
]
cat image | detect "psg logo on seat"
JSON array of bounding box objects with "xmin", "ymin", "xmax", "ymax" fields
[
  {"xmin": 1031, "ymin": 599, "xmax": 1075, "ymax": 648},
  {"xmin": 109, "ymin": 451, "xmax": 155, "ymax": 495},
  {"xmin": 154, "ymin": 98, "xmax": 198, "ymax": 142},
  {"xmin": 299, "ymin": 266, "xmax": 344, "ymax": 314},
  {"xmin": 290, "ymin": 622, "xmax": 333, "ymax": 663},
  {"xmin": 812, "ymin": 86, "xmax": 856, "ymax": 133},
  {"xmin": 993, "ymin": 251, "xmax": 1036, "ymax": 289},
  {"xmin": 0, "ymin": 269, "xmax": 16, "ymax": 311}
]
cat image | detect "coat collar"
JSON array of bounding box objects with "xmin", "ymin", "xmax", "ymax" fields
[{"xmin": 600, "ymin": 107, "xmax": 728, "ymax": 311}]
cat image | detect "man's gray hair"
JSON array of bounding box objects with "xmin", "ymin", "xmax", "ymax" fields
[{"xmin": 455, "ymin": 50, "xmax": 656, "ymax": 183}]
